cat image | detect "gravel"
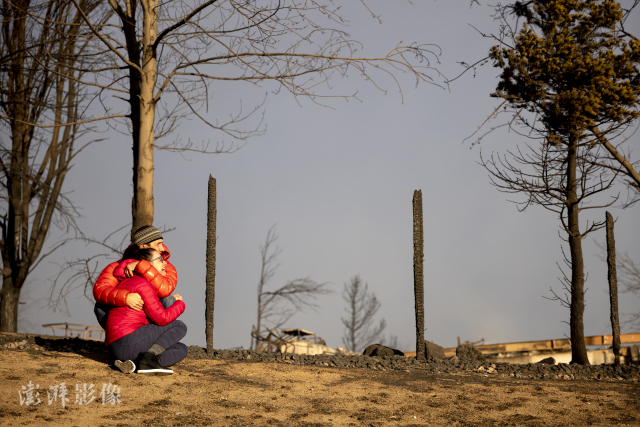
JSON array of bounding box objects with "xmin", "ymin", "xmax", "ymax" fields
[
  {"xmin": 186, "ymin": 345, "xmax": 640, "ymax": 382},
  {"xmin": 1, "ymin": 333, "xmax": 637, "ymax": 382}
]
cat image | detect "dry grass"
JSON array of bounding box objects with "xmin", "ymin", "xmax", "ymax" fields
[{"xmin": 0, "ymin": 349, "xmax": 638, "ymax": 426}]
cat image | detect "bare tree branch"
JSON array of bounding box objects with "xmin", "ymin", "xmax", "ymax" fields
[
  {"xmin": 251, "ymin": 225, "xmax": 331, "ymax": 352},
  {"xmin": 341, "ymin": 275, "xmax": 386, "ymax": 353},
  {"xmin": 59, "ymin": 0, "xmax": 446, "ymax": 232}
]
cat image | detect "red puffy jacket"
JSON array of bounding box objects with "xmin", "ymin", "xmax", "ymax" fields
[
  {"xmin": 93, "ymin": 245, "xmax": 177, "ymax": 306},
  {"xmin": 104, "ymin": 261, "xmax": 185, "ymax": 347}
]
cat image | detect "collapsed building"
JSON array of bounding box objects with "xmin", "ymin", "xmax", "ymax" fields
[{"xmin": 405, "ymin": 333, "xmax": 640, "ymax": 365}]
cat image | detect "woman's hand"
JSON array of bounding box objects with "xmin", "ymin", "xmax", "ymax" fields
[{"xmin": 173, "ymin": 294, "xmax": 183, "ymax": 301}]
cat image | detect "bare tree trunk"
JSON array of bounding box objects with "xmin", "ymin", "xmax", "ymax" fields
[
  {"xmin": 131, "ymin": 0, "xmax": 158, "ymax": 232},
  {"xmin": 605, "ymin": 211, "xmax": 621, "ymax": 366},
  {"xmin": 1, "ymin": 109, "xmax": 32, "ymax": 331},
  {"xmin": 119, "ymin": 1, "xmax": 144, "ymax": 238},
  {"xmin": 0, "ymin": 278, "xmax": 21, "ymax": 332},
  {"xmin": 413, "ymin": 190, "xmax": 426, "ymax": 362},
  {"xmin": 567, "ymin": 135, "xmax": 590, "ymax": 365},
  {"xmin": 0, "ymin": 0, "xmax": 104, "ymax": 332},
  {"xmin": 1, "ymin": 0, "xmax": 29, "ymax": 332},
  {"xmin": 205, "ymin": 176, "xmax": 217, "ymax": 355},
  {"xmin": 113, "ymin": 0, "xmax": 156, "ymax": 234},
  {"xmin": 348, "ymin": 282, "xmax": 357, "ymax": 351},
  {"xmin": 254, "ymin": 276, "xmax": 264, "ymax": 352}
]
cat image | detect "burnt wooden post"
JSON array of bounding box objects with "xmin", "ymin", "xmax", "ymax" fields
[
  {"xmin": 205, "ymin": 175, "xmax": 217, "ymax": 355},
  {"xmin": 605, "ymin": 211, "xmax": 621, "ymax": 366},
  {"xmin": 413, "ymin": 190, "xmax": 426, "ymax": 362}
]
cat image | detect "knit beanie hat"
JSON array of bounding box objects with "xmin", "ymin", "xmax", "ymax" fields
[{"xmin": 132, "ymin": 226, "xmax": 163, "ymax": 246}]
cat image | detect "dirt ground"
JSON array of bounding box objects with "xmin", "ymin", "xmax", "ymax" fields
[{"xmin": 1, "ymin": 348, "xmax": 638, "ymax": 427}]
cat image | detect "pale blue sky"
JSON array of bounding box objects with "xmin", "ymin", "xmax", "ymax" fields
[{"xmin": 20, "ymin": 1, "xmax": 640, "ymax": 351}]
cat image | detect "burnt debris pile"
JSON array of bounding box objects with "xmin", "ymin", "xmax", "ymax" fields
[
  {"xmin": 186, "ymin": 346, "xmax": 640, "ymax": 382},
  {"xmin": 1, "ymin": 333, "xmax": 637, "ymax": 382}
]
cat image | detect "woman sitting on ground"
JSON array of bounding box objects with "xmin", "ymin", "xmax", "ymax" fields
[{"xmin": 104, "ymin": 246, "xmax": 187, "ymax": 374}]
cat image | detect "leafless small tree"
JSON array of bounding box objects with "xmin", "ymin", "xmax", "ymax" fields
[
  {"xmin": 0, "ymin": 0, "xmax": 110, "ymax": 332},
  {"xmin": 618, "ymin": 253, "xmax": 640, "ymax": 297},
  {"xmin": 618, "ymin": 253, "xmax": 640, "ymax": 328},
  {"xmin": 341, "ymin": 275, "xmax": 386, "ymax": 353},
  {"xmin": 596, "ymin": 240, "xmax": 640, "ymax": 329},
  {"xmin": 251, "ymin": 225, "xmax": 330, "ymax": 352}
]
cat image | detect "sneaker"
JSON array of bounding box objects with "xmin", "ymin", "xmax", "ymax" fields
[
  {"xmin": 135, "ymin": 351, "xmax": 173, "ymax": 375},
  {"xmin": 114, "ymin": 359, "xmax": 136, "ymax": 374}
]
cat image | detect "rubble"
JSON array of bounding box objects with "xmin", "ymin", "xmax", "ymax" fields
[
  {"xmin": 363, "ymin": 344, "xmax": 404, "ymax": 357},
  {"xmin": 186, "ymin": 346, "xmax": 640, "ymax": 382},
  {"xmin": 456, "ymin": 343, "xmax": 486, "ymax": 362},
  {"xmin": 424, "ymin": 340, "xmax": 445, "ymax": 360},
  {"xmin": 1, "ymin": 333, "xmax": 638, "ymax": 383}
]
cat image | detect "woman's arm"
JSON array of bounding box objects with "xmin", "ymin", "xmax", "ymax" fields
[{"xmin": 138, "ymin": 282, "xmax": 185, "ymax": 326}]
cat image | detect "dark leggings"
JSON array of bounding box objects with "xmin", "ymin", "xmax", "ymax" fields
[{"xmin": 108, "ymin": 320, "xmax": 188, "ymax": 367}]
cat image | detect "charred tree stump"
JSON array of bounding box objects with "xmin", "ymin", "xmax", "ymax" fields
[
  {"xmin": 205, "ymin": 175, "xmax": 217, "ymax": 355},
  {"xmin": 413, "ymin": 190, "xmax": 426, "ymax": 362},
  {"xmin": 605, "ymin": 211, "xmax": 621, "ymax": 367}
]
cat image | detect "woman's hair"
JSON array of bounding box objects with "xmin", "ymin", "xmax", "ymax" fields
[{"xmin": 121, "ymin": 245, "xmax": 158, "ymax": 262}]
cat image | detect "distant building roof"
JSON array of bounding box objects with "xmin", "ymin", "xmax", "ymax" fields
[{"xmin": 282, "ymin": 328, "xmax": 315, "ymax": 337}]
